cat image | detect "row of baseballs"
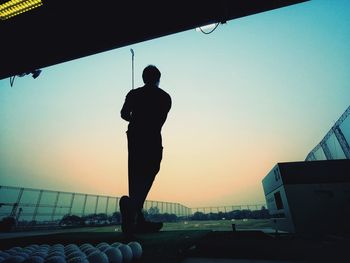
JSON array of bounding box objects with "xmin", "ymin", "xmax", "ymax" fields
[{"xmin": 0, "ymin": 241, "xmax": 142, "ymax": 263}]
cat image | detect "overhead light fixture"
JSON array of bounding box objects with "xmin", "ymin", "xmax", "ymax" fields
[
  {"xmin": 0, "ymin": 0, "xmax": 43, "ymax": 20},
  {"xmin": 31, "ymin": 69, "xmax": 41, "ymax": 79}
]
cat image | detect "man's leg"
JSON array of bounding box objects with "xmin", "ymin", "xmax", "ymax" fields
[
  {"xmin": 123, "ymin": 132, "xmax": 163, "ymax": 233},
  {"xmin": 119, "ymin": 133, "xmax": 139, "ymax": 236},
  {"xmin": 130, "ymin": 147, "xmax": 162, "ymax": 218},
  {"xmin": 129, "ymin": 142, "xmax": 163, "ymax": 232}
]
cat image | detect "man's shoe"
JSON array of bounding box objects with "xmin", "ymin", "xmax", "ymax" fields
[
  {"xmin": 134, "ymin": 221, "xmax": 163, "ymax": 233},
  {"xmin": 119, "ymin": 196, "xmax": 135, "ymax": 235}
]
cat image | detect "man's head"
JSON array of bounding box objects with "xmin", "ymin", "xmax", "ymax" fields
[{"xmin": 142, "ymin": 65, "xmax": 161, "ymax": 85}]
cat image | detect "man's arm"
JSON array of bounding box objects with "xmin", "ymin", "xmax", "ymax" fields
[
  {"xmin": 159, "ymin": 94, "xmax": 172, "ymax": 126},
  {"xmin": 120, "ymin": 92, "xmax": 132, "ymax": 122}
]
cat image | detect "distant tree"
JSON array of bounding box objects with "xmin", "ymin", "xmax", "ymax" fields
[
  {"xmin": 82, "ymin": 214, "xmax": 95, "ymax": 220},
  {"xmin": 191, "ymin": 212, "xmax": 208, "ymax": 221},
  {"xmin": 207, "ymin": 213, "xmax": 218, "ymax": 220},
  {"xmin": 81, "ymin": 213, "xmax": 112, "ymax": 225},
  {"xmin": 217, "ymin": 211, "xmax": 227, "ymax": 220},
  {"xmin": 255, "ymin": 206, "xmax": 271, "ymax": 219},
  {"xmin": 152, "ymin": 213, "xmax": 178, "ymax": 222},
  {"xmin": 110, "ymin": 212, "xmax": 121, "ymax": 223},
  {"xmin": 148, "ymin": 206, "xmax": 160, "ymax": 215},
  {"xmin": 144, "ymin": 210, "xmax": 178, "ymax": 222},
  {"xmin": 190, "ymin": 207, "xmax": 271, "ymax": 221},
  {"xmin": 60, "ymin": 215, "xmax": 85, "ymax": 226},
  {"xmin": 95, "ymin": 213, "xmax": 108, "ymax": 221}
]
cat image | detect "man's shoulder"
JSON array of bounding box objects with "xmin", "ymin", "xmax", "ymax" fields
[
  {"xmin": 130, "ymin": 86, "xmax": 171, "ymax": 102},
  {"xmin": 130, "ymin": 87, "xmax": 143, "ymax": 93},
  {"xmin": 126, "ymin": 87, "xmax": 142, "ymax": 97},
  {"xmin": 158, "ymin": 88, "xmax": 171, "ymax": 99}
]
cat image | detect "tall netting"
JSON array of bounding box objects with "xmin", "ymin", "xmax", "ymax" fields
[
  {"xmin": 0, "ymin": 185, "xmax": 266, "ymax": 227},
  {"xmin": 0, "ymin": 185, "xmax": 191, "ymax": 224},
  {"xmin": 143, "ymin": 200, "xmax": 192, "ymax": 217},
  {"xmin": 191, "ymin": 204, "xmax": 266, "ymax": 214}
]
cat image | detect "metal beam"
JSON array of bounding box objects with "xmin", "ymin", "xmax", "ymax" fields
[
  {"xmin": 305, "ymin": 151, "xmax": 317, "ymax": 161},
  {"xmin": 333, "ymin": 126, "xmax": 350, "ymax": 159},
  {"xmin": 320, "ymin": 141, "xmax": 333, "ymax": 160}
]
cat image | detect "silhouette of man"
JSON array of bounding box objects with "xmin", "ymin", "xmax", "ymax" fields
[{"xmin": 120, "ymin": 65, "xmax": 171, "ymax": 236}]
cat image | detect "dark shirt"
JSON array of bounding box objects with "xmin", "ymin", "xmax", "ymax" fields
[{"xmin": 121, "ymin": 84, "xmax": 172, "ymax": 137}]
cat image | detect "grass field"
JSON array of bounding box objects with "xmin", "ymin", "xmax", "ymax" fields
[
  {"xmin": 162, "ymin": 219, "xmax": 273, "ymax": 231},
  {"xmin": 83, "ymin": 219, "xmax": 273, "ymax": 233}
]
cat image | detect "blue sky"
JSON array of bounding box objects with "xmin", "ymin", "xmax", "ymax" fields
[{"xmin": 0, "ymin": 0, "xmax": 349, "ymax": 207}]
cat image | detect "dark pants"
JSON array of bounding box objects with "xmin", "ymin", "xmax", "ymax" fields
[{"xmin": 127, "ymin": 131, "xmax": 163, "ymax": 220}]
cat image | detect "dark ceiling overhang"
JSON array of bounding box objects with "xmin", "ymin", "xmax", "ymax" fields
[{"xmin": 0, "ymin": 0, "xmax": 308, "ymax": 80}]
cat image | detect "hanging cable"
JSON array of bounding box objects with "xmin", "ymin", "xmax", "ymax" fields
[
  {"xmin": 199, "ymin": 22, "xmax": 220, "ymax": 34},
  {"xmin": 10, "ymin": 76, "xmax": 16, "ymax": 87}
]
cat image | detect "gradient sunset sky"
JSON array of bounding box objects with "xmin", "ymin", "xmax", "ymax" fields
[{"xmin": 0, "ymin": 0, "xmax": 349, "ymax": 208}]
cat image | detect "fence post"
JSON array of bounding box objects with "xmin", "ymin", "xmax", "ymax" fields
[
  {"xmin": 32, "ymin": 190, "xmax": 43, "ymax": 222},
  {"xmin": 10, "ymin": 188, "xmax": 24, "ymax": 218},
  {"xmin": 82, "ymin": 194, "xmax": 88, "ymax": 216},
  {"xmin": 51, "ymin": 192, "xmax": 60, "ymax": 221},
  {"xmin": 105, "ymin": 196, "xmax": 110, "ymax": 215},
  {"xmin": 115, "ymin": 197, "xmax": 119, "ymax": 212},
  {"xmin": 94, "ymin": 195, "xmax": 99, "ymax": 215},
  {"xmin": 68, "ymin": 193, "xmax": 75, "ymax": 215}
]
